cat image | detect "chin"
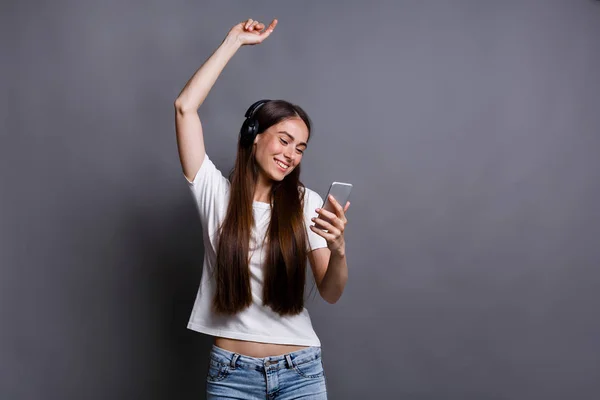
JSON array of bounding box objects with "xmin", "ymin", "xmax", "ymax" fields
[
  {"xmin": 271, "ymin": 173, "xmax": 286, "ymax": 182},
  {"xmin": 274, "ymin": 167, "xmax": 295, "ymax": 182}
]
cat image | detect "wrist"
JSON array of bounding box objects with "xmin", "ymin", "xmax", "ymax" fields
[
  {"xmin": 330, "ymin": 247, "xmax": 346, "ymax": 259},
  {"xmin": 222, "ymin": 34, "xmax": 242, "ymax": 50}
]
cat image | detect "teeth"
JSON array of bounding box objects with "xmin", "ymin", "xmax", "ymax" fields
[{"xmin": 275, "ymin": 160, "xmax": 289, "ymax": 169}]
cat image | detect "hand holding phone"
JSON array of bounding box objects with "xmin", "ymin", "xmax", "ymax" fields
[{"xmin": 311, "ymin": 182, "xmax": 352, "ymax": 250}]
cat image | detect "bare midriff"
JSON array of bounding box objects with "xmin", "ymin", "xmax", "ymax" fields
[{"xmin": 215, "ymin": 337, "xmax": 309, "ymax": 358}]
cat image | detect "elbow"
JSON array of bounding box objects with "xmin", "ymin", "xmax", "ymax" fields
[
  {"xmin": 173, "ymin": 98, "xmax": 184, "ymax": 112},
  {"xmin": 319, "ymin": 275, "xmax": 348, "ymax": 304},
  {"xmin": 174, "ymin": 98, "xmax": 196, "ymax": 115},
  {"xmin": 320, "ymin": 287, "xmax": 345, "ymax": 304}
]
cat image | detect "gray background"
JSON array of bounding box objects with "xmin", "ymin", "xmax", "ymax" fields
[{"xmin": 2, "ymin": 0, "xmax": 600, "ymax": 399}]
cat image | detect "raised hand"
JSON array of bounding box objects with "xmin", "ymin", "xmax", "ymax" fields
[
  {"xmin": 226, "ymin": 18, "xmax": 278, "ymax": 46},
  {"xmin": 310, "ymin": 195, "xmax": 351, "ymax": 256}
]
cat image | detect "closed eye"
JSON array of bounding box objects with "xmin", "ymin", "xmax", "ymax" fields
[{"xmin": 280, "ymin": 137, "xmax": 305, "ymax": 154}]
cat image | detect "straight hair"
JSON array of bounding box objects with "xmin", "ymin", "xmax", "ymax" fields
[{"xmin": 213, "ymin": 100, "xmax": 312, "ymax": 316}]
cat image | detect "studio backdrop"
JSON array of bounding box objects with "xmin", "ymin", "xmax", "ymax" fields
[{"xmin": 2, "ymin": 1, "xmax": 600, "ymax": 399}]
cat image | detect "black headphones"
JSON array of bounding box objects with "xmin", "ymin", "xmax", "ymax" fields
[{"xmin": 240, "ymin": 99, "xmax": 270, "ymax": 147}]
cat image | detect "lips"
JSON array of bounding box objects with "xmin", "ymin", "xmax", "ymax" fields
[{"xmin": 274, "ymin": 158, "xmax": 290, "ymax": 172}]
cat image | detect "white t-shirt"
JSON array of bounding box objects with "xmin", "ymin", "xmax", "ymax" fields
[{"xmin": 185, "ymin": 155, "xmax": 328, "ymax": 347}]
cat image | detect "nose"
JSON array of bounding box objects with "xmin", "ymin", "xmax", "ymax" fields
[{"xmin": 283, "ymin": 148, "xmax": 294, "ymax": 162}]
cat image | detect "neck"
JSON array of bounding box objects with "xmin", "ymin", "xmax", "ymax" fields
[{"xmin": 253, "ymin": 172, "xmax": 273, "ymax": 203}]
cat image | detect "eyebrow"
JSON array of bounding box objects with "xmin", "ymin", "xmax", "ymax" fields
[{"xmin": 278, "ymin": 131, "xmax": 308, "ymax": 147}]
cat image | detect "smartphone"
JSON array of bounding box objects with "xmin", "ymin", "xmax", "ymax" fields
[{"xmin": 322, "ymin": 182, "xmax": 353, "ymax": 213}]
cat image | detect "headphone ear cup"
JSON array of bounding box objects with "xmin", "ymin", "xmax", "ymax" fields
[
  {"xmin": 240, "ymin": 118, "xmax": 258, "ymax": 147},
  {"xmin": 240, "ymin": 99, "xmax": 269, "ymax": 147}
]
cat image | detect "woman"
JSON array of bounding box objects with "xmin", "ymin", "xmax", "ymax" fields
[{"xmin": 174, "ymin": 18, "xmax": 350, "ymax": 399}]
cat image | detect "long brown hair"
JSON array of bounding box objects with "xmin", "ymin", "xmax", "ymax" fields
[{"xmin": 213, "ymin": 100, "xmax": 312, "ymax": 316}]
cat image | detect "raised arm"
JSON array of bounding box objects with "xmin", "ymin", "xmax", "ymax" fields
[{"xmin": 174, "ymin": 18, "xmax": 278, "ymax": 182}]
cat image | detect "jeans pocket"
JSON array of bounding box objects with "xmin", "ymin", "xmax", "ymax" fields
[
  {"xmin": 293, "ymin": 357, "xmax": 325, "ymax": 379},
  {"xmin": 206, "ymin": 359, "xmax": 230, "ymax": 382}
]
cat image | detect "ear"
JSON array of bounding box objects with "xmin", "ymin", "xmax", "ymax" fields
[{"xmin": 253, "ymin": 133, "xmax": 260, "ymax": 145}]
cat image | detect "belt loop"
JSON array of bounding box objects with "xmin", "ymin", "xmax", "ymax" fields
[
  {"xmin": 230, "ymin": 353, "xmax": 240, "ymax": 369},
  {"xmin": 285, "ymin": 354, "xmax": 293, "ymax": 369}
]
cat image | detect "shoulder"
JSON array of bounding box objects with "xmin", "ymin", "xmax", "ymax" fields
[
  {"xmin": 186, "ymin": 153, "xmax": 231, "ymax": 205},
  {"xmin": 300, "ymin": 186, "xmax": 324, "ymax": 212},
  {"xmin": 301, "ymin": 186, "xmax": 322, "ymax": 200}
]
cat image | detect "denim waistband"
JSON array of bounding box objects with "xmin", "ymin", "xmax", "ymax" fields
[{"xmin": 210, "ymin": 344, "xmax": 322, "ymax": 371}]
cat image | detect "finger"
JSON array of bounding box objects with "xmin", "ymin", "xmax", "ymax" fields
[
  {"xmin": 327, "ymin": 194, "xmax": 345, "ymax": 217},
  {"xmin": 309, "ymin": 225, "xmax": 336, "ymax": 242},
  {"xmin": 259, "ymin": 19, "xmax": 277, "ymax": 38},
  {"xmin": 314, "ymin": 209, "xmax": 346, "ymax": 230},
  {"xmin": 325, "ymin": 215, "xmax": 346, "ymax": 232},
  {"xmin": 245, "ymin": 19, "xmax": 254, "ymax": 30},
  {"xmin": 311, "ymin": 217, "xmax": 340, "ymax": 235},
  {"xmin": 317, "ymin": 207, "xmax": 347, "ymax": 228},
  {"xmin": 249, "ymin": 21, "xmax": 259, "ymax": 31},
  {"xmin": 316, "ymin": 207, "xmax": 338, "ymax": 222},
  {"xmin": 254, "ymin": 22, "xmax": 265, "ymax": 31},
  {"xmin": 343, "ymin": 201, "xmax": 351, "ymax": 213}
]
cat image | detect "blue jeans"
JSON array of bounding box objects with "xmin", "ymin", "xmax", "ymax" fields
[{"xmin": 206, "ymin": 345, "xmax": 328, "ymax": 399}]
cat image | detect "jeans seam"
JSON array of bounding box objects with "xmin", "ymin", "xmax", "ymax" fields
[
  {"xmin": 207, "ymin": 362, "xmax": 231, "ymax": 382},
  {"xmin": 292, "ymin": 359, "xmax": 324, "ymax": 379}
]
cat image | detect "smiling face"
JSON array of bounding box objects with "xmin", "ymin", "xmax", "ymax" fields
[{"xmin": 253, "ymin": 117, "xmax": 310, "ymax": 183}]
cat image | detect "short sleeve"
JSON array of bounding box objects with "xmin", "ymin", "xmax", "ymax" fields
[
  {"xmin": 186, "ymin": 155, "xmax": 230, "ymax": 244},
  {"xmin": 303, "ymin": 188, "xmax": 328, "ymax": 251}
]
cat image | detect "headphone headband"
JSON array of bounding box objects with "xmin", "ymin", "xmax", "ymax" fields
[{"xmin": 245, "ymin": 99, "xmax": 270, "ymax": 118}]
